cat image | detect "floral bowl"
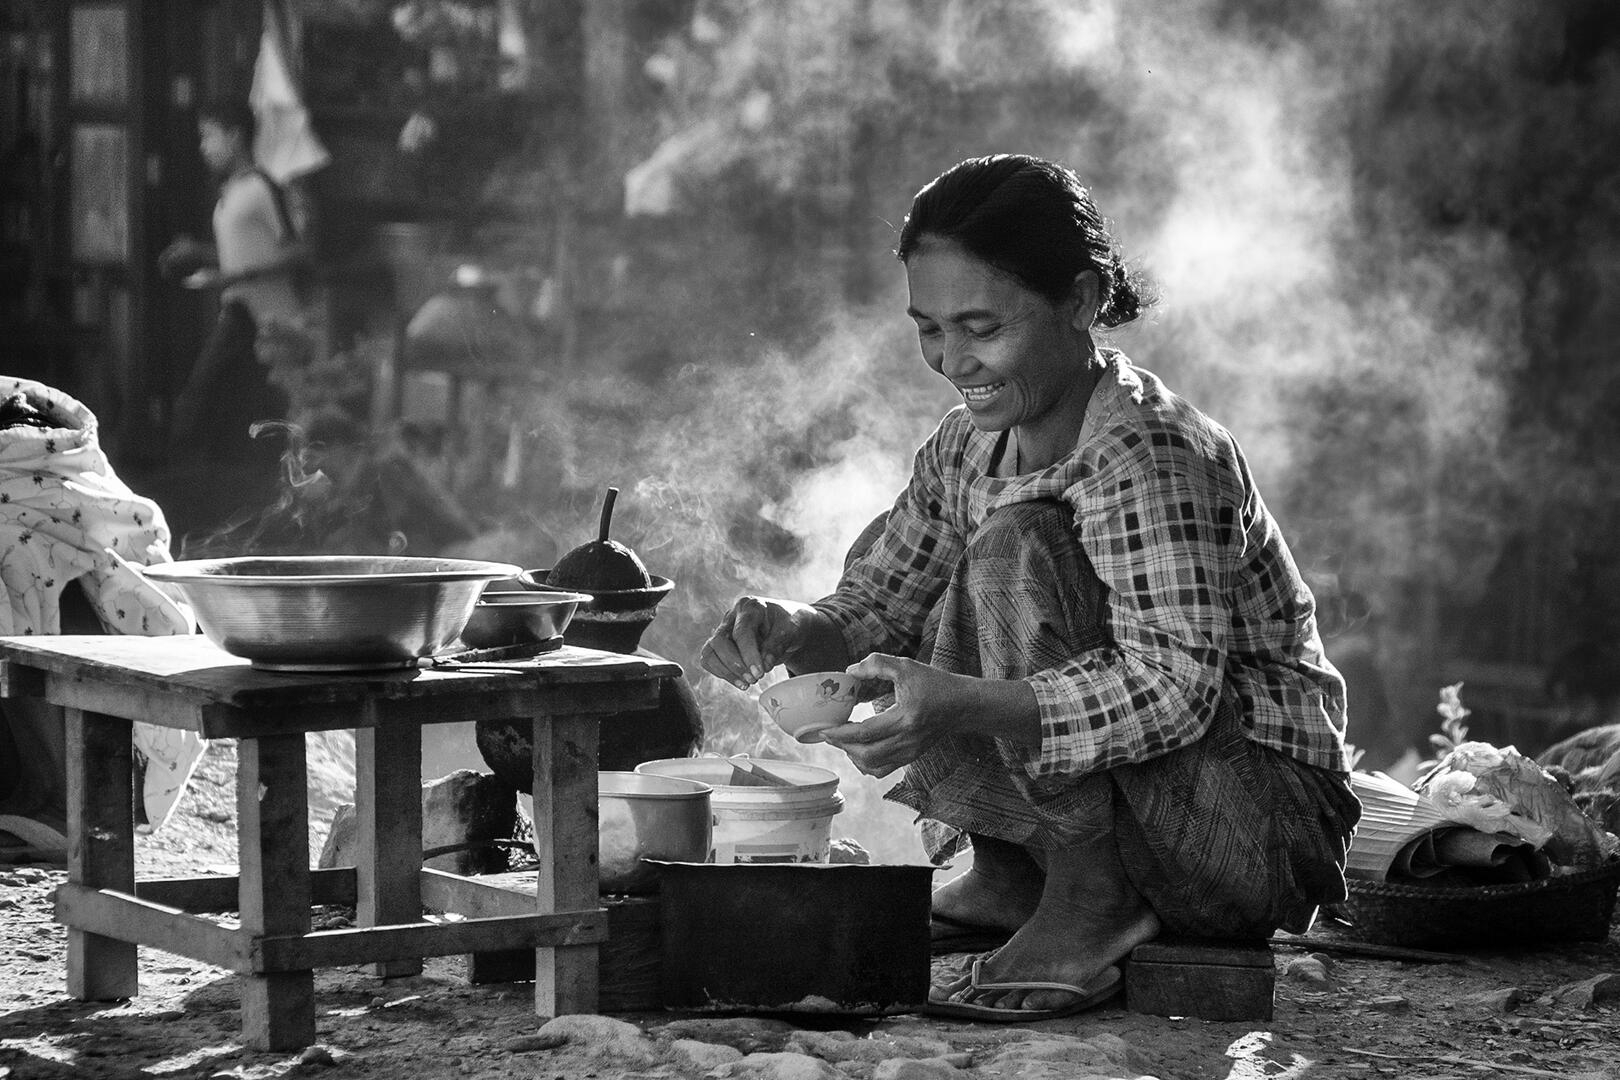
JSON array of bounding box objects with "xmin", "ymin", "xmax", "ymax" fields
[{"xmin": 759, "ymin": 672, "xmax": 862, "ymax": 744}]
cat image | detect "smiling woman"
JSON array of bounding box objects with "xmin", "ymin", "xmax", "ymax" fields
[
  {"xmin": 904, "ymin": 241, "xmax": 1100, "ymax": 475},
  {"xmin": 701, "ymin": 153, "xmax": 1358, "ymax": 1023},
  {"xmin": 897, "ymin": 155, "xmax": 1152, "ymax": 474}
]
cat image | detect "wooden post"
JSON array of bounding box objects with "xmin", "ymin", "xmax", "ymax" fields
[
  {"xmin": 64, "ymin": 708, "xmax": 138, "ymax": 1001},
  {"xmin": 236, "ymin": 731, "xmax": 314, "ymax": 1050},
  {"xmin": 532, "ymin": 712, "xmax": 599, "ymax": 1017},
  {"xmin": 355, "ymin": 702, "xmax": 424, "ymax": 978}
]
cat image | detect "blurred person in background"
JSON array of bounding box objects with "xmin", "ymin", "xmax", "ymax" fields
[
  {"xmin": 703, "ymin": 154, "xmax": 1358, "ymax": 1021},
  {"xmin": 159, "ymin": 96, "xmax": 318, "ymax": 501}
]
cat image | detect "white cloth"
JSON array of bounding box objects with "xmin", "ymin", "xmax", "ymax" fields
[
  {"xmin": 0, "ymin": 377, "xmax": 202, "ymax": 831},
  {"xmin": 250, "ymin": 4, "xmax": 330, "ymax": 184}
]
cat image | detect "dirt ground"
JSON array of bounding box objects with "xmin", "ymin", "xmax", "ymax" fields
[{"xmin": 2, "ymin": 741, "xmax": 1618, "ymax": 1080}]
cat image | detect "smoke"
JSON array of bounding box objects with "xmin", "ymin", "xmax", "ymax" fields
[
  {"xmin": 505, "ymin": 310, "xmax": 951, "ymax": 863},
  {"xmin": 421, "ymin": 0, "xmax": 1601, "ymax": 854}
]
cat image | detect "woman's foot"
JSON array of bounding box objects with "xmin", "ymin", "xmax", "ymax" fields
[
  {"xmin": 930, "ymin": 834, "xmax": 1043, "ymax": 935},
  {"xmin": 930, "ymin": 835, "xmax": 1160, "ymax": 1014}
]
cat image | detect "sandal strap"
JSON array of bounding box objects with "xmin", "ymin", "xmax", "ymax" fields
[{"xmin": 969, "ymin": 957, "xmax": 1117, "ymax": 996}]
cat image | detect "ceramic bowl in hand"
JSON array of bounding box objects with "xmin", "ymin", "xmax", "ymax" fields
[{"xmin": 759, "ymin": 672, "xmax": 861, "ymax": 743}]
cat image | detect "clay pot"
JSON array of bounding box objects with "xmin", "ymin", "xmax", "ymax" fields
[
  {"xmin": 474, "ymin": 646, "xmax": 704, "ymax": 789},
  {"xmin": 519, "ymin": 569, "xmax": 673, "ymax": 653}
]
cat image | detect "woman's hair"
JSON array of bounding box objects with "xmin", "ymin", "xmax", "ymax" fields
[
  {"xmin": 198, "ymin": 97, "xmax": 257, "ymax": 147},
  {"xmin": 896, "ymin": 154, "xmax": 1154, "ymax": 328}
]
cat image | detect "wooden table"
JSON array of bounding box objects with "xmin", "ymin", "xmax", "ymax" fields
[{"xmin": 0, "ymin": 634, "xmax": 678, "ymax": 1051}]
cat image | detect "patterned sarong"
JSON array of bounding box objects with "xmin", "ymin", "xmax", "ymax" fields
[{"xmin": 885, "ymin": 499, "xmax": 1359, "ymax": 936}]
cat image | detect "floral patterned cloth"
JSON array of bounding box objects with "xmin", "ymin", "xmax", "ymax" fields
[{"xmin": 0, "ymin": 377, "xmax": 200, "ymax": 831}]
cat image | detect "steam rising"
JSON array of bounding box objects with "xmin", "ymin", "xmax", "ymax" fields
[{"xmin": 449, "ymin": 1, "xmax": 1591, "ymax": 859}]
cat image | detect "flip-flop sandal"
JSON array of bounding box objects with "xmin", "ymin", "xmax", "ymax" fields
[
  {"xmin": 920, "ymin": 960, "xmax": 1122, "ymax": 1022},
  {"xmin": 929, "ymin": 913, "xmax": 1014, "ymax": 954}
]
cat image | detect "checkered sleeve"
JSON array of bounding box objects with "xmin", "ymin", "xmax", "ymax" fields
[
  {"xmin": 1021, "ymin": 420, "xmax": 1243, "ymax": 777},
  {"xmin": 813, "ymin": 417, "xmax": 965, "ymax": 663}
]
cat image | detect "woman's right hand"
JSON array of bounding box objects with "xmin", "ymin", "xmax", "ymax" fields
[{"xmin": 700, "ymin": 595, "xmax": 818, "ymax": 689}]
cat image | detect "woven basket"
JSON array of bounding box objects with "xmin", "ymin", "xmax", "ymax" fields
[{"xmin": 1330, "ymin": 862, "xmax": 1620, "ymax": 949}]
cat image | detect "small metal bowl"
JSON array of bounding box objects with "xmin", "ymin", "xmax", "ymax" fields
[
  {"xmin": 459, "ymin": 589, "xmax": 592, "ymax": 650},
  {"xmin": 142, "ymin": 555, "xmax": 521, "ymax": 671}
]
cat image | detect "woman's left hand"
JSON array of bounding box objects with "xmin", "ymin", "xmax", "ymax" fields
[
  {"xmin": 820, "ymin": 653, "xmax": 973, "ymax": 778},
  {"xmin": 182, "ymin": 267, "xmax": 224, "ymax": 290}
]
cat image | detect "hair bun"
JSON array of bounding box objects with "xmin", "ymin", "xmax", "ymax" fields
[{"xmin": 1098, "ymin": 263, "xmax": 1150, "ymax": 329}]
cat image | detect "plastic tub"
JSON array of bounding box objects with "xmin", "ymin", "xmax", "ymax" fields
[{"xmin": 635, "ymin": 756, "xmax": 843, "ymax": 864}]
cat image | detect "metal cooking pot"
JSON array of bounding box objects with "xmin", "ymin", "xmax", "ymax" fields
[{"xmin": 596, "ymin": 771, "xmax": 713, "ymax": 894}]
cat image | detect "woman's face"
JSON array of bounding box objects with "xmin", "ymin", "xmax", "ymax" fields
[{"xmin": 905, "ymin": 238, "xmax": 1097, "ymax": 438}]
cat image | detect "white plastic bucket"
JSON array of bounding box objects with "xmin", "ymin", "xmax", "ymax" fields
[{"xmin": 635, "ymin": 756, "xmax": 843, "ymax": 864}]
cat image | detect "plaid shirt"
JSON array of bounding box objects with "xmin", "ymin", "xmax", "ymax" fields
[{"xmin": 816, "ymin": 352, "xmax": 1350, "ymax": 777}]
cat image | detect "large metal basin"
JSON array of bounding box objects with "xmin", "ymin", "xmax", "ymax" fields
[{"xmin": 142, "ymin": 555, "xmax": 521, "ymax": 671}]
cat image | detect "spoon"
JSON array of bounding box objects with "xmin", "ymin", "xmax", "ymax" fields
[{"xmin": 726, "ymin": 755, "xmax": 796, "ymax": 787}]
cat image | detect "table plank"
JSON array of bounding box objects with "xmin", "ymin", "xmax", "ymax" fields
[
  {"xmin": 236, "ymin": 732, "xmax": 316, "ymax": 1051},
  {"xmin": 356, "ymin": 701, "xmax": 423, "ymax": 978},
  {"xmin": 55, "ymin": 883, "xmax": 249, "ymax": 971},
  {"xmin": 253, "ymin": 911, "xmax": 607, "ymax": 972},
  {"xmin": 0, "ymin": 636, "xmax": 678, "ymax": 738},
  {"xmin": 136, "ymin": 868, "xmax": 357, "ymax": 912},
  {"xmin": 65, "ymin": 708, "xmax": 138, "ymax": 1001},
  {"xmin": 533, "ymin": 712, "xmax": 601, "ymax": 1017}
]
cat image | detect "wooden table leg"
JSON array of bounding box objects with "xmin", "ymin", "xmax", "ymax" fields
[
  {"xmin": 237, "ymin": 732, "xmax": 314, "ymax": 1051},
  {"xmin": 532, "ymin": 712, "xmax": 599, "ymax": 1017},
  {"xmin": 356, "ymin": 707, "xmax": 423, "ymax": 978},
  {"xmin": 64, "ymin": 708, "xmax": 137, "ymax": 1001}
]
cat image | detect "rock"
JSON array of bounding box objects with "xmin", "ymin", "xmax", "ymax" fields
[
  {"xmin": 1365, "ymin": 995, "xmax": 1411, "ymax": 1013},
  {"xmin": 1551, "ymin": 972, "xmax": 1620, "ymax": 1009},
  {"xmin": 987, "ymin": 1033, "xmax": 1148, "ymax": 1077},
  {"xmin": 712, "ymin": 1051, "xmax": 846, "ymax": 1080},
  {"xmin": 872, "ymin": 1058, "xmax": 965, "ymax": 1080},
  {"xmin": 534, "ymin": 1014, "xmax": 663, "ymax": 1065},
  {"xmin": 785, "ymin": 1031, "xmax": 955, "ymax": 1064},
  {"xmin": 828, "ymin": 837, "xmax": 871, "ymax": 865},
  {"xmin": 505, "ymin": 1032, "xmax": 567, "ymax": 1053},
  {"xmin": 1283, "ymin": 956, "xmax": 1333, "ymax": 986},
  {"xmin": 669, "ymin": 1038, "xmax": 744, "ymax": 1070},
  {"xmin": 1465, "ymin": 987, "xmax": 1524, "ymax": 1013},
  {"xmin": 318, "ymin": 770, "xmax": 519, "ymax": 876},
  {"xmin": 295, "ymin": 1045, "xmax": 337, "ymax": 1068},
  {"xmin": 649, "ymin": 1017, "xmax": 798, "ymax": 1054}
]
